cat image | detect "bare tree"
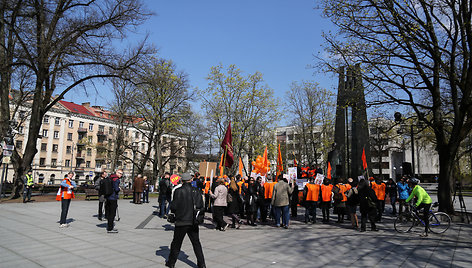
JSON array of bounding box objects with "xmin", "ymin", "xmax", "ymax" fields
[
  {"xmin": 320, "ymin": 0, "xmax": 472, "ymax": 213},
  {"xmin": 2, "ymin": 0, "xmax": 153, "ymax": 198},
  {"xmin": 287, "ymin": 81, "xmax": 336, "ymax": 167}
]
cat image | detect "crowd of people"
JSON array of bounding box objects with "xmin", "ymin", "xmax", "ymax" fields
[{"xmin": 47, "ymin": 167, "xmax": 432, "ymax": 267}]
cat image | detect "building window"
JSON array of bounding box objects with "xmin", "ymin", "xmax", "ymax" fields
[
  {"xmin": 65, "ymin": 159, "xmax": 70, "ymax": 167},
  {"xmin": 41, "ymin": 143, "xmax": 47, "ymax": 151},
  {"xmin": 18, "ymin": 126, "xmax": 24, "ymax": 134},
  {"xmin": 89, "ymin": 123, "xmax": 94, "ymax": 131},
  {"xmin": 40, "ymin": 158, "xmax": 46, "ymax": 166},
  {"xmin": 109, "ymin": 127, "xmax": 114, "ymax": 134},
  {"xmin": 69, "ymin": 120, "xmax": 74, "ymax": 128},
  {"xmin": 135, "ymin": 132, "xmax": 139, "ymax": 139},
  {"xmin": 55, "ymin": 117, "xmax": 60, "ymax": 125},
  {"xmin": 52, "ymin": 144, "xmax": 58, "ymax": 152},
  {"xmin": 79, "ymin": 121, "xmax": 84, "ymax": 128},
  {"xmin": 43, "ymin": 115, "xmax": 49, "ymax": 123},
  {"xmin": 87, "ymin": 148, "xmax": 92, "ymax": 156},
  {"xmin": 42, "ymin": 129, "xmax": 48, "ymax": 137},
  {"xmin": 141, "ymin": 143, "xmax": 145, "ymax": 150},
  {"xmin": 88, "ymin": 136, "xmax": 93, "ymax": 143},
  {"xmin": 66, "ymin": 146, "xmax": 71, "ymax": 154},
  {"xmin": 54, "ymin": 131, "xmax": 59, "ymax": 139},
  {"xmin": 51, "ymin": 159, "xmax": 57, "ymax": 168},
  {"xmin": 96, "ymin": 161, "xmax": 103, "ymax": 169},
  {"xmin": 126, "ymin": 130, "xmax": 129, "ymax": 137},
  {"xmin": 67, "ymin": 133, "xmax": 73, "ymax": 141},
  {"xmin": 86, "ymin": 161, "xmax": 91, "ymax": 168},
  {"xmin": 16, "ymin": 140, "xmax": 23, "ymax": 150},
  {"xmin": 99, "ymin": 125, "xmax": 105, "ymax": 132}
]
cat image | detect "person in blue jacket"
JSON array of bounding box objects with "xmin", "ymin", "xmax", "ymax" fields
[
  {"xmin": 105, "ymin": 169, "xmax": 122, "ymax": 233},
  {"xmin": 397, "ymin": 176, "xmax": 410, "ymax": 214}
]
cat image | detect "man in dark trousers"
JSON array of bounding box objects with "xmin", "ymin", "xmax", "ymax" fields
[
  {"xmin": 95, "ymin": 171, "xmax": 108, "ymax": 221},
  {"xmin": 105, "ymin": 169, "xmax": 122, "ymax": 233},
  {"xmin": 166, "ymin": 173, "xmax": 206, "ymax": 268}
]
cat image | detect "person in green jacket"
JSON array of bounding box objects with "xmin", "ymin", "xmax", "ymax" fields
[{"xmin": 406, "ymin": 178, "xmax": 432, "ymax": 237}]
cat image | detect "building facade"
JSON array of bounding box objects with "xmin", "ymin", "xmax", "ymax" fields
[{"xmin": 7, "ymin": 100, "xmax": 187, "ymax": 185}]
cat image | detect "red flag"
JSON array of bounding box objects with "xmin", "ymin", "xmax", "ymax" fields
[
  {"xmin": 238, "ymin": 157, "xmax": 243, "ymax": 177},
  {"xmin": 362, "ymin": 148, "xmax": 368, "ymax": 170},
  {"xmin": 276, "ymin": 144, "xmax": 283, "ymax": 178},
  {"xmin": 220, "ymin": 122, "xmax": 234, "ymax": 167},
  {"xmin": 327, "ymin": 162, "xmax": 332, "ymax": 179}
]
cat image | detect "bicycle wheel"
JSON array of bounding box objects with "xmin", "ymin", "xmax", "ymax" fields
[
  {"xmin": 428, "ymin": 212, "xmax": 451, "ymax": 234},
  {"xmin": 394, "ymin": 212, "xmax": 415, "ymax": 233}
]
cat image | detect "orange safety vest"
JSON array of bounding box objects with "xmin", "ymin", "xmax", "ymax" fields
[
  {"xmin": 237, "ymin": 181, "xmax": 243, "ymax": 194},
  {"xmin": 60, "ymin": 179, "xmax": 75, "ymax": 200},
  {"xmin": 337, "ymin": 184, "xmax": 351, "ymax": 202},
  {"xmin": 372, "ymin": 182, "xmax": 386, "ymax": 200},
  {"xmin": 305, "ymin": 183, "xmax": 320, "ymax": 202},
  {"xmin": 321, "ymin": 184, "xmax": 333, "ymax": 202},
  {"xmin": 264, "ymin": 182, "xmax": 276, "ymax": 199}
]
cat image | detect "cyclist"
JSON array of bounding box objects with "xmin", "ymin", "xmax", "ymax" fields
[{"xmin": 405, "ymin": 178, "xmax": 432, "ymax": 237}]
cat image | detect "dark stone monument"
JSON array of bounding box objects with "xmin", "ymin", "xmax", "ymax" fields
[{"xmin": 329, "ymin": 65, "xmax": 371, "ymax": 179}]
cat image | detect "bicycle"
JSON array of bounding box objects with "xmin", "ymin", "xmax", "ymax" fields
[{"xmin": 394, "ymin": 202, "xmax": 451, "ymax": 234}]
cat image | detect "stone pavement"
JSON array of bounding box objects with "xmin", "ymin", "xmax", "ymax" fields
[{"xmin": 0, "ymin": 198, "xmax": 471, "ymax": 268}]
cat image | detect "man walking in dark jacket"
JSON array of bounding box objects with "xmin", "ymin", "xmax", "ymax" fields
[
  {"xmin": 105, "ymin": 169, "xmax": 122, "ymax": 233},
  {"xmin": 159, "ymin": 172, "xmax": 172, "ymax": 218},
  {"xmin": 166, "ymin": 173, "xmax": 206, "ymax": 268}
]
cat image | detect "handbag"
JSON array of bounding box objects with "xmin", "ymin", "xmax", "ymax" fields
[{"xmin": 167, "ymin": 213, "xmax": 176, "ymax": 223}]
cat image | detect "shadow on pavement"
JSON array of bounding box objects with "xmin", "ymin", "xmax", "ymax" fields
[{"xmin": 155, "ymin": 246, "xmax": 197, "ymax": 268}]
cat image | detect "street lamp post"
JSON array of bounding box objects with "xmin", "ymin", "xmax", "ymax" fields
[
  {"xmin": 131, "ymin": 142, "xmax": 138, "ymax": 180},
  {"xmin": 395, "ymin": 112, "xmax": 418, "ymax": 177}
]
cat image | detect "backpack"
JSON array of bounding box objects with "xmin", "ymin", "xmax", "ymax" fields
[
  {"xmin": 333, "ymin": 186, "xmax": 343, "ymax": 202},
  {"xmin": 100, "ymin": 177, "xmax": 113, "ymax": 196}
]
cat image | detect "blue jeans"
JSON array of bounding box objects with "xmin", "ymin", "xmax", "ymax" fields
[
  {"xmin": 159, "ymin": 195, "xmax": 170, "ymax": 217},
  {"xmin": 274, "ymin": 205, "xmax": 290, "ymax": 226}
]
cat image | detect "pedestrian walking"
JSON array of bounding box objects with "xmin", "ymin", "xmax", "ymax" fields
[
  {"xmin": 105, "ymin": 169, "xmax": 122, "ymax": 233},
  {"xmin": 358, "ymin": 179, "xmax": 378, "ymax": 232},
  {"xmin": 371, "ymin": 177, "xmax": 386, "ymax": 222},
  {"xmin": 271, "ymin": 175, "xmax": 294, "ymax": 228},
  {"xmin": 227, "ymin": 178, "xmax": 242, "ymax": 228},
  {"xmin": 209, "ymin": 178, "xmax": 228, "ymax": 231},
  {"xmin": 142, "ymin": 176, "xmax": 150, "ymax": 203},
  {"xmin": 245, "ymin": 177, "xmax": 259, "ymax": 226},
  {"xmin": 133, "ymin": 174, "xmax": 144, "ymax": 204},
  {"xmin": 303, "ymin": 177, "xmax": 320, "ymax": 223},
  {"xmin": 23, "ymin": 170, "xmax": 34, "ymax": 203},
  {"xmin": 58, "ymin": 172, "xmax": 77, "ymax": 228},
  {"xmin": 386, "ymin": 178, "xmax": 398, "ymax": 215},
  {"xmin": 397, "ymin": 177, "xmax": 410, "ymax": 214},
  {"xmin": 159, "ymin": 172, "xmax": 172, "ymax": 218},
  {"xmin": 346, "ymin": 178, "xmax": 359, "ymax": 230},
  {"xmin": 166, "ymin": 173, "xmax": 206, "ymax": 268},
  {"xmin": 320, "ymin": 178, "xmax": 333, "ymax": 223},
  {"xmin": 95, "ymin": 171, "xmax": 108, "ymax": 221}
]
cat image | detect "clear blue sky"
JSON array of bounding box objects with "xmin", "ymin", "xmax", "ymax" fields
[{"xmin": 65, "ymin": 0, "xmax": 338, "ymax": 125}]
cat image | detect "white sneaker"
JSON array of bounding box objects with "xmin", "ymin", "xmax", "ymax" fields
[{"xmin": 59, "ymin": 224, "xmax": 69, "ymax": 228}]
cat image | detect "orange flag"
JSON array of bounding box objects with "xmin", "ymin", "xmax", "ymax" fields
[
  {"xmin": 238, "ymin": 157, "xmax": 243, "ymax": 177},
  {"xmin": 293, "ymin": 152, "xmax": 297, "ymax": 167},
  {"xmin": 219, "ymin": 153, "xmax": 224, "ymax": 177},
  {"xmin": 262, "ymin": 146, "xmax": 268, "ymax": 168},
  {"xmin": 327, "ymin": 162, "xmax": 332, "ymax": 179},
  {"xmin": 276, "ymin": 144, "xmax": 283, "ymax": 178},
  {"xmin": 362, "ymin": 148, "xmax": 368, "ymax": 170}
]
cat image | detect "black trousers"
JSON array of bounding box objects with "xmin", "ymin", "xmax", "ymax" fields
[
  {"xmin": 321, "ymin": 201, "xmax": 330, "ymax": 221},
  {"xmin": 168, "ymin": 225, "xmax": 205, "ymax": 268},
  {"xmin": 98, "ymin": 201, "xmax": 104, "ymax": 219},
  {"xmin": 23, "ymin": 186, "xmax": 32, "ymax": 202},
  {"xmin": 60, "ymin": 198, "xmax": 71, "ymax": 224},
  {"xmin": 417, "ymin": 203, "xmax": 432, "ymax": 233},
  {"xmin": 361, "ymin": 207, "xmax": 377, "ymax": 231},
  {"xmin": 213, "ymin": 206, "xmax": 226, "ymax": 229},
  {"xmin": 377, "ymin": 200, "xmax": 385, "ymax": 221},
  {"xmin": 105, "ymin": 199, "xmax": 117, "ymax": 231}
]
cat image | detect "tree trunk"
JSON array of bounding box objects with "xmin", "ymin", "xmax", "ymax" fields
[{"xmin": 437, "ymin": 147, "xmax": 455, "ymax": 214}]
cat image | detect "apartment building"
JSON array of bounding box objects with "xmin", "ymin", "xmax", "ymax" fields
[{"xmin": 7, "ymin": 100, "xmax": 187, "ymax": 185}]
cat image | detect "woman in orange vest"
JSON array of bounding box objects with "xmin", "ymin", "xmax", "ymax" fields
[
  {"xmin": 371, "ymin": 177, "xmax": 386, "ymax": 222},
  {"xmin": 333, "ymin": 179, "xmax": 351, "ymax": 223},
  {"xmin": 58, "ymin": 172, "xmax": 77, "ymax": 228},
  {"xmin": 320, "ymin": 178, "xmax": 333, "ymax": 223}
]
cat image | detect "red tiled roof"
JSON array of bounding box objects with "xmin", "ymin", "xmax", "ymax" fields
[{"xmin": 59, "ymin": 101, "xmax": 96, "ymax": 117}]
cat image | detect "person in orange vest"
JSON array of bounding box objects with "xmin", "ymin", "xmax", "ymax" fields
[
  {"xmin": 203, "ymin": 178, "xmax": 211, "ymax": 211},
  {"xmin": 371, "ymin": 177, "xmax": 386, "ymax": 222},
  {"xmin": 303, "ymin": 177, "xmax": 320, "ymax": 223},
  {"xmin": 58, "ymin": 171, "xmax": 77, "ymax": 228},
  {"xmin": 333, "ymin": 179, "xmax": 351, "ymax": 223},
  {"xmin": 320, "ymin": 178, "xmax": 333, "ymax": 223},
  {"xmin": 262, "ymin": 175, "xmax": 276, "ymax": 222}
]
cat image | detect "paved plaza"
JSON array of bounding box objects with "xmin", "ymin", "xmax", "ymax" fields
[{"xmin": 0, "ymin": 198, "xmax": 471, "ymax": 268}]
